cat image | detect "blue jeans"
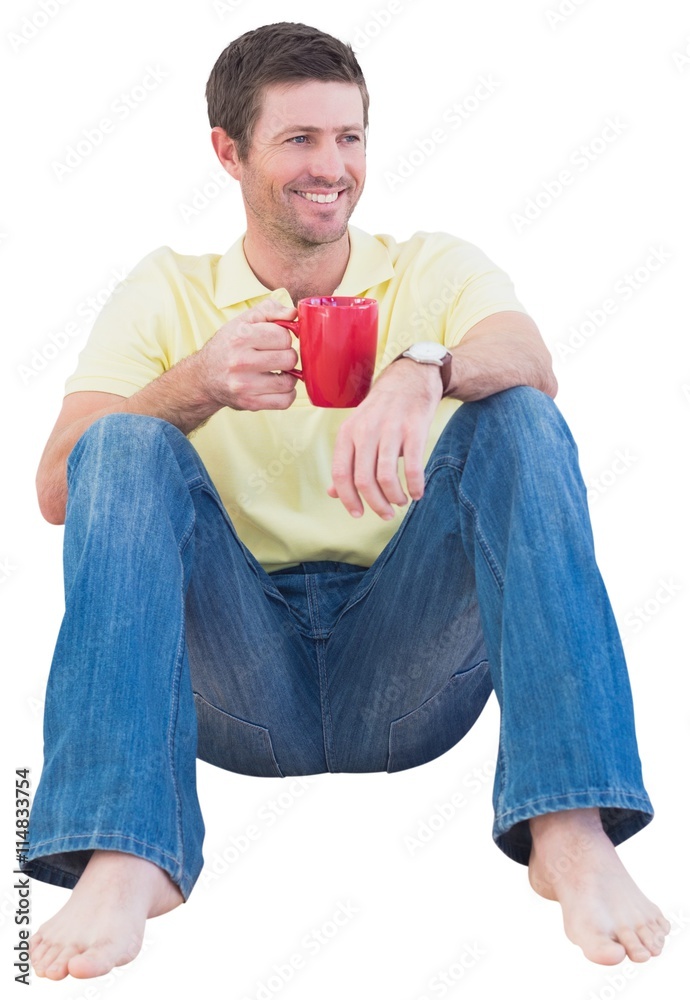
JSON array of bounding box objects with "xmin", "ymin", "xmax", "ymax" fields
[{"xmin": 23, "ymin": 387, "xmax": 653, "ymax": 900}]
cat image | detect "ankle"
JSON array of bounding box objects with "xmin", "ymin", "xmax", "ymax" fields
[
  {"xmin": 529, "ymin": 808, "xmax": 608, "ymax": 856},
  {"xmin": 529, "ymin": 807, "xmax": 604, "ymax": 848}
]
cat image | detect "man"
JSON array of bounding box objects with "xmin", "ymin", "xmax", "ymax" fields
[{"xmin": 25, "ymin": 21, "xmax": 669, "ymax": 980}]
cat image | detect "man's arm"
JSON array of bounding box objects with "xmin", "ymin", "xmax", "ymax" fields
[
  {"xmin": 327, "ymin": 310, "xmax": 557, "ymax": 520},
  {"xmin": 440, "ymin": 310, "xmax": 557, "ymax": 402},
  {"xmin": 37, "ymin": 299, "xmax": 299, "ymax": 525}
]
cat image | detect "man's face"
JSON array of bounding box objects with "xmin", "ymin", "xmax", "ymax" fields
[{"xmin": 234, "ymin": 79, "xmax": 366, "ymax": 248}]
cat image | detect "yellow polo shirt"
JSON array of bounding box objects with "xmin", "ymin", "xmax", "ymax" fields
[{"xmin": 65, "ymin": 226, "xmax": 527, "ymax": 572}]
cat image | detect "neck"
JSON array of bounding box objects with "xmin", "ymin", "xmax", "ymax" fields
[{"xmin": 242, "ymin": 227, "xmax": 351, "ymax": 303}]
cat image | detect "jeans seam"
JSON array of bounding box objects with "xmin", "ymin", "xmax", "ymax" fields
[
  {"xmin": 166, "ymin": 584, "xmax": 187, "ymax": 889},
  {"xmin": 495, "ymin": 789, "xmax": 653, "ymax": 824},
  {"xmin": 494, "ymin": 652, "xmax": 509, "ymax": 815},
  {"xmin": 317, "ymin": 639, "xmax": 338, "ymax": 772},
  {"xmin": 453, "ymin": 471, "xmax": 509, "ymax": 810},
  {"xmin": 163, "ymin": 427, "xmax": 201, "ymax": 890},
  {"xmin": 27, "ymin": 833, "xmax": 182, "ymax": 866},
  {"xmin": 305, "ymin": 575, "xmax": 323, "ymax": 636},
  {"xmin": 456, "ymin": 486, "xmax": 504, "ymax": 591}
]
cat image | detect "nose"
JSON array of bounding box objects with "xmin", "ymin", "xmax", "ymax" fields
[{"xmin": 305, "ymin": 138, "xmax": 345, "ymax": 184}]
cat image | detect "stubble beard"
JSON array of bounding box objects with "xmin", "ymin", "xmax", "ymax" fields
[{"xmin": 245, "ymin": 177, "xmax": 363, "ymax": 255}]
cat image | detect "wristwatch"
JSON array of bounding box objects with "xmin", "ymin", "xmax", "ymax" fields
[{"xmin": 392, "ymin": 342, "xmax": 453, "ymax": 396}]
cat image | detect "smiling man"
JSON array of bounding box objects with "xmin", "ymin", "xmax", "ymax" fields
[{"xmin": 23, "ymin": 22, "xmax": 669, "ymax": 980}]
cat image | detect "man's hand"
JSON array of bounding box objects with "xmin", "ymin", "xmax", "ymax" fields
[
  {"xmin": 326, "ymin": 310, "xmax": 558, "ymax": 520},
  {"xmin": 198, "ymin": 298, "xmax": 300, "ymax": 411},
  {"xmin": 327, "ymin": 359, "xmax": 443, "ymax": 519}
]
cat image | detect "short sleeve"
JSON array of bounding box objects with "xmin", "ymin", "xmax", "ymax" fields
[
  {"xmin": 397, "ymin": 232, "xmax": 528, "ymax": 350},
  {"xmin": 64, "ymin": 247, "xmax": 177, "ymax": 397},
  {"xmin": 441, "ymin": 239, "xmax": 529, "ymax": 348}
]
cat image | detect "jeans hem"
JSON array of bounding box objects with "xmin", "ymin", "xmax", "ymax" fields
[
  {"xmin": 492, "ymin": 789, "xmax": 654, "ymax": 866},
  {"xmin": 21, "ymin": 833, "xmax": 198, "ymax": 901}
]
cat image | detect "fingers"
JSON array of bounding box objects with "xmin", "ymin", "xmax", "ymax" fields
[
  {"xmin": 372, "ymin": 436, "xmax": 408, "ymax": 514},
  {"xmin": 329, "ymin": 412, "xmax": 429, "ymax": 520},
  {"xmin": 329, "ymin": 436, "xmax": 362, "ymax": 515},
  {"xmin": 247, "ymin": 297, "xmax": 297, "ymax": 324},
  {"xmin": 245, "ymin": 377, "xmax": 298, "ymax": 410},
  {"xmin": 224, "ymin": 299, "xmax": 298, "ymax": 355},
  {"xmin": 243, "ymin": 307, "xmax": 300, "ymax": 370},
  {"xmin": 241, "ymin": 341, "xmax": 299, "ymax": 374},
  {"xmin": 331, "ymin": 432, "xmax": 396, "ymax": 520},
  {"xmin": 205, "ymin": 302, "xmax": 299, "ymax": 410},
  {"xmin": 400, "ymin": 426, "xmax": 427, "ymax": 502},
  {"xmin": 237, "ymin": 320, "xmax": 297, "ymax": 356}
]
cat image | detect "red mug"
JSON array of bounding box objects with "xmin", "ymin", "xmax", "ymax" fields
[{"xmin": 274, "ymin": 296, "xmax": 378, "ymax": 407}]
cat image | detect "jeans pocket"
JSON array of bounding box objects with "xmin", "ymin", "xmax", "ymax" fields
[
  {"xmin": 193, "ymin": 692, "xmax": 285, "ymax": 777},
  {"xmin": 386, "ymin": 660, "xmax": 493, "ymax": 773}
]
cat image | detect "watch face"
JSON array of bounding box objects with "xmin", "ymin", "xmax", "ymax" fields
[{"xmin": 408, "ymin": 341, "xmax": 448, "ymax": 362}]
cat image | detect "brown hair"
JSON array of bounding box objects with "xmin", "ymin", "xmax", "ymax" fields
[{"xmin": 206, "ymin": 22, "xmax": 369, "ymax": 160}]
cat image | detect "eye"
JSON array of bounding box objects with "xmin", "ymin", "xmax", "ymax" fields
[
  {"xmin": 287, "ymin": 135, "xmax": 309, "ymax": 144},
  {"xmin": 342, "ymin": 135, "xmax": 361, "ymax": 143}
]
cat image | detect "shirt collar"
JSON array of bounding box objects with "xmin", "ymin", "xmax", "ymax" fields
[{"xmin": 212, "ymin": 225, "xmax": 395, "ymax": 308}]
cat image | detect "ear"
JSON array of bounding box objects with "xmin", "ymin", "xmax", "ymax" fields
[{"xmin": 211, "ymin": 126, "xmax": 243, "ymax": 181}]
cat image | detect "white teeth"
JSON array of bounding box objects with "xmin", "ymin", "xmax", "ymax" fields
[{"xmin": 298, "ymin": 191, "xmax": 339, "ymax": 203}]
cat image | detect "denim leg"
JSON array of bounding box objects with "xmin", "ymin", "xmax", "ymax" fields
[
  {"xmin": 448, "ymin": 388, "xmax": 653, "ymax": 862},
  {"xmin": 23, "ymin": 415, "xmax": 204, "ymax": 898},
  {"xmin": 21, "ymin": 414, "xmax": 325, "ymax": 899},
  {"xmin": 326, "ymin": 386, "xmax": 653, "ymax": 864}
]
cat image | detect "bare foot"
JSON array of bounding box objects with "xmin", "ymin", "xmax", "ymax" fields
[
  {"xmin": 29, "ymin": 850, "xmax": 183, "ymax": 980},
  {"xmin": 528, "ymin": 808, "xmax": 670, "ymax": 965}
]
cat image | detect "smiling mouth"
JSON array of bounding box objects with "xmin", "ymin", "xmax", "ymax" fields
[{"xmin": 294, "ymin": 190, "xmax": 342, "ymax": 203}]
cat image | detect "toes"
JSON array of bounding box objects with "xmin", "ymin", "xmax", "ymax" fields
[
  {"xmin": 29, "ymin": 935, "xmax": 133, "ymax": 981},
  {"xmin": 614, "ymin": 927, "xmax": 652, "ymax": 963},
  {"xmin": 581, "ymin": 934, "xmax": 627, "ymax": 966},
  {"xmin": 637, "ymin": 921, "xmax": 667, "ymax": 956},
  {"xmin": 647, "ymin": 906, "xmax": 671, "ymax": 937},
  {"xmin": 45, "ymin": 944, "xmax": 82, "ymax": 981},
  {"xmin": 32, "ymin": 942, "xmax": 63, "ymax": 977},
  {"xmin": 28, "ymin": 935, "xmax": 48, "ymax": 969},
  {"xmin": 68, "ymin": 946, "xmax": 118, "ymax": 980},
  {"xmin": 44, "ymin": 962, "xmax": 70, "ymax": 981}
]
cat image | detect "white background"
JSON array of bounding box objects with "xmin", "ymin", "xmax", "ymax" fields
[{"xmin": 2, "ymin": 0, "xmax": 689, "ymax": 997}]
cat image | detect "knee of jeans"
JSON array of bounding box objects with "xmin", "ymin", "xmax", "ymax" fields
[
  {"xmin": 68, "ymin": 413, "xmax": 189, "ymax": 480},
  {"xmin": 437, "ymin": 387, "xmax": 577, "ymax": 475},
  {"xmin": 474, "ymin": 386, "xmax": 572, "ymax": 450},
  {"xmin": 482, "ymin": 385, "xmax": 555, "ymax": 416},
  {"xmin": 92, "ymin": 411, "xmax": 178, "ymax": 438}
]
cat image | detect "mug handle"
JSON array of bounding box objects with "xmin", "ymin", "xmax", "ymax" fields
[{"xmin": 273, "ymin": 319, "xmax": 303, "ymax": 380}]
